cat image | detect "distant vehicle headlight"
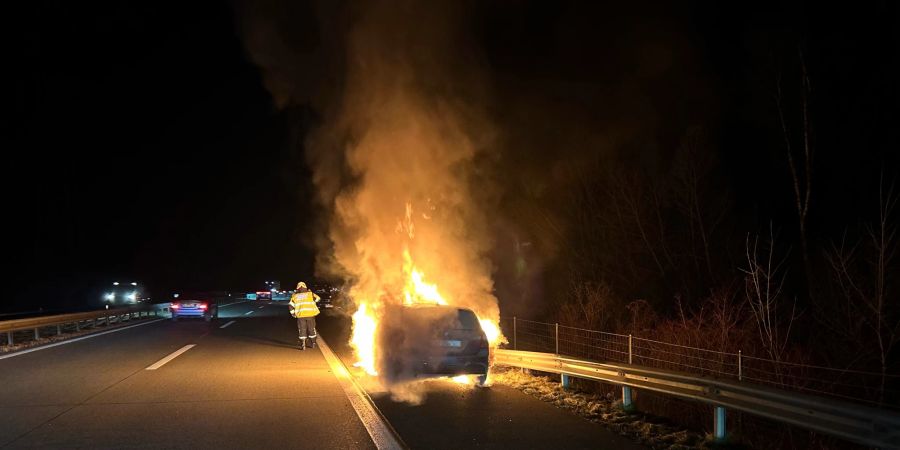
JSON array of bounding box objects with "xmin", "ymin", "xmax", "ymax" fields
[
  {"xmin": 127, "ymin": 292, "xmax": 137, "ymax": 301},
  {"xmin": 105, "ymin": 293, "xmax": 115, "ymax": 301}
]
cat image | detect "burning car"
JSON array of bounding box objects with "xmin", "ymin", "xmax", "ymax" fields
[{"xmin": 377, "ymin": 304, "xmax": 490, "ymax": 386}]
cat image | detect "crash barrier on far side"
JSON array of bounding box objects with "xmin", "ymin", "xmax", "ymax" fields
[{"xmin": 0, "ymin": 304, "xmax": 169, "ymax": 347}]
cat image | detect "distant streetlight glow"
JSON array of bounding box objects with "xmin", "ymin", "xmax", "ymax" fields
[
  {"xmin": 113, "ymin": 282, "xmax": 119, "ymax": 286},
  {"xmin": 105, "ymin": 293, "xmax": 115, "ymax": 301}
]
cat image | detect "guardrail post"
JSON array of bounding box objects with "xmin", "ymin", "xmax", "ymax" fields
[
  {"xmin": 6, "ymin": 332, "xmax": 12, "ymax": 346},
  {"xmin": 714, "ymin": 406, "xmax": 727, "ymax": 441},
  {"xmin": 34, "ymin": 328, "xmax": 40, "ymax": 340},
  {"xmin": 56, "ymin": 325, "xmax": 62, "ymax": 335},
  {"xmin": 513, "ymin": 316, "xmax": 517, "ymax": 350},
  {"xmin": 561, "ymin": 374, "xmax": 571, "ymax": 389},
  {"xmin": 628, "ymin": 334, "xmax": 633, "ymax": 364},
  {"xmin": 75, "ymin": 321, "xmax": 80, "ymax": 332},
  {"xmin": 738, "ymin": 350, "xmax": 742, "ymax": 381},
  {"xmin": 555, "ymin": 323, "xmax": 559, "ymax": 355},
  {"xmin": 622, "ymin": 386, "xmax": 634, "ymax": 412}
]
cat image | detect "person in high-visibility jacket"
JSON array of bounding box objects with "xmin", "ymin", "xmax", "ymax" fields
[{"xmin": 289, "ymin": 281, "xmax": 321, "ymax": 350}]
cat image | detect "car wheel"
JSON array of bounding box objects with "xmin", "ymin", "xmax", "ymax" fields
[
  {"xmin": 475, "ymin": 373, "xmax": 489, "ymax": 387},
  {"xmin": 172, "ymin": 316, "xmax": 178, "ymax": 322},
  {"xmin": 204, "ymin": 314, "xmax": 212, "ymax": 322}
]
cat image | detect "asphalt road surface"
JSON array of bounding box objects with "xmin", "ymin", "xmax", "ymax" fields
[{"xmin": 0, "ymin": 301, "xmax": 645, "ymax": 449}]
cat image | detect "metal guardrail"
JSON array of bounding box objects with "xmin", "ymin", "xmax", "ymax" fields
[
  {"xmin": 1, "ymin": 304, "xmax": 168, "ymax": 347},
  {"xmin": 502, "ymin": 317, "xmax": 900, "ymax": 409},
  {"xmin": 494, "ymin": 349, "xmax": 900, "ymax": 448}
]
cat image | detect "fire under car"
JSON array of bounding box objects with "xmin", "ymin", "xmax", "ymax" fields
[{"xmin": 377, "ymin": 304, "xmax": 491, "ymax": 386}]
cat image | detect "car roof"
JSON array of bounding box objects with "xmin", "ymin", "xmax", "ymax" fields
[{"xmin": 391, "ymin": 304, "xmax": 480, "ymax": 330}]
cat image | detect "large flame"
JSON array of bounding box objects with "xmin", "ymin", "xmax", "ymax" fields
[
  {"xmin": 478, "ymin": 319, "xmax": 503, "ymax": 346},
  {"xmin": 295, "ymin": 1, "xmax": 505, "ymax": 392},
  {"xmin": 350, "ymin": 303, "xmax": 378, "ymax": 376},
  {"xmin": 349, "ymin": 236, "xmax": 507, "ymax": 382},
  {"xmin": 402, "ymin": 248, "xmax": 447, "ymax": 306}
]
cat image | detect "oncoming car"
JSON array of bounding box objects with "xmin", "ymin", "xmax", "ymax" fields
[
  {"xmin": 377, "ymin": 305, "xmax": 491, "ymax": 386},
  {"xmin": 101, "ymin": 281, "xmax": 148, "ymax": 306},
  {"xmin": 170, "ymin": 294, "xmax": 219, "ymax": 322}
]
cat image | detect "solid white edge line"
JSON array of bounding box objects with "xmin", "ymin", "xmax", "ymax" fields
[
  {"xmin": 244, "ymin": 311, "xmax": 254, "ymax": 316},
  {"xmin": 145, "ymin": 344, "xmax": 196, "ymax": 370},
  {"xmin": 318, "ymin": 337, "xmax": 405, "ymax": 450},
  {"xmin": 0, "ymin": 319, "xmax": 166, "ymax": 361},
  {"xmin": 219, "ymin": 320, "xmax": 236, "ymax": 329}
]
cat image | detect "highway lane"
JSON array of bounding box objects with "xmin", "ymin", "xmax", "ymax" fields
[
  {"xmin": 0, "ymin": 301, "xmax": 374, "ymax": 449},
  {"xmin": 1, "ymin": 300, "xmax": 645, "ymax": 449}
]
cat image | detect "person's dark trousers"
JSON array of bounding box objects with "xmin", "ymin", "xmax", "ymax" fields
[{"xmin": 297, "ymin": 317, "xmax": 317, "ymax": 348}]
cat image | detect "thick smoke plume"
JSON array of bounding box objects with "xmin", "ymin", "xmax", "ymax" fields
[
  {"xmin": 239, "ymin": 0, "xmax": 502, "ymax": 393},
  {"xmin": 238, "ymin": 1, "xmax": 712, "ymax": 383},
  {"xmin": 309, "ymin": 1, "xmax": 502, "ymax": 394},
  {"xmin": 311, "ymin": 6, "xmax": 496, "ymax": 300}
]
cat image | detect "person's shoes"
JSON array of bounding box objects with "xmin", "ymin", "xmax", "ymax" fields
[{"xmin": 309, "ymin": 341, "xmax": 317, "ymax": 348}]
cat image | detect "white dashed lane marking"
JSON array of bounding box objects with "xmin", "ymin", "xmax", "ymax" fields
[{"xmin": 145, "ymin": 345, "xmax": 195, "ymax": 370}]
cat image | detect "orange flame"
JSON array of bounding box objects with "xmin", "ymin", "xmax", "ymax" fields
[
  {"xmin": 348, "ymin": 205, "xmax": 506, "ymax": 380},
  {"xmin": 478, "ymin": 319, "xmax": 503, "ymax": 346},
  {"xmin": 402, "ymin": 248, "xmax": 447, "ymax": 306},
  {"xmin": 350, "ymin": 303, "xmax": 378, "ymax": 375}
]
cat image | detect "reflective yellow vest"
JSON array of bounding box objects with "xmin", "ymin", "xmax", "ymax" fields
[{"xmin": 290, "ymin": 291, "xmax": 320, "ymax": 318}]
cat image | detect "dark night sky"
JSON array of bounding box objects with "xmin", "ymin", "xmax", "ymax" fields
[
  {"xmin": 10, "ymin": 1, "xmax": 315, "ymax": 310},
  {"xmin": 8, "ymin": 0, "xmax": 898, "ymax": 312}
]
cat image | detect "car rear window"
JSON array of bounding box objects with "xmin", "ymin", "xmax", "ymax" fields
[
  {"xmin": 401, "ymin": 307, "xmax": 480, "ymax": 330},
  {"xmin": 455, "ymin": 309, "xmax": 479, "ymax": 330}
]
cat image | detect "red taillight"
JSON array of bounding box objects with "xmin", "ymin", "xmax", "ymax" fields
[
  {"xmin": 199, "ymin": 303, "xmax": 208, "ymax": 310},
  {"xmin": 170, "ymin": 303, "xmax": 180, "ymax": 309}
]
